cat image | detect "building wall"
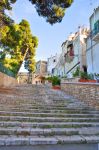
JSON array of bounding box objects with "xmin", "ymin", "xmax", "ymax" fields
[
  {"xmin": 0, "ymin": 72, "xmax": 17, "ymax": 87},
  {"xmin": 40, "ymin": 62, "xmax": 47, "ymax": 74},
  {"xmin": 64, "ymin": 36, "xmax": 80, "ymax": 76},
  {"xmin": 18, "ymin": 72, "xmax": 29, "ymax": 84},
  {"xmin": 36, "ymin": 61, "xmax": 47, "ymax": 75},
  {"xmin": 47, "ymin": 54, "xmax": 59, "ymax": 76},
  {"xmin": 32, "ymin": 76, "xmax": 43, "ymax": 85},
  {"xmin": 86, "ymin": 7, "xmax": 99, "ymax": 74},
  {"xmin": 90, "ymin": 7, "xmax": 99, "ymax": 30},
  {"xmin": 54, "ymin": 27, "xmax": 89, "ymax": 78},
  {"xmin": 32, "ymin": 60, "xmax": 47, "ymax": 84},
  {"xmin": 87, "ymin": 39, "xmax": 99, "ymax": 73}
]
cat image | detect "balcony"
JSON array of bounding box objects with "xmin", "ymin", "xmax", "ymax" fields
[{"xmin": 92, "ymin": 20, "xmax": 99, "ymax": 41}]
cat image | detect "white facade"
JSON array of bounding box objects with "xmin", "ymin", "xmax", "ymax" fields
[
  {"xmin": 86, "ymin": 6, "xmax": 99, "ymax": 74},
  {"xmin": 47, "ymin": 54, "xmax": 59, "ymax": 76},
  {"xmin": 54, "ymin": 27, "xmax": 89, "ymax": 78}
]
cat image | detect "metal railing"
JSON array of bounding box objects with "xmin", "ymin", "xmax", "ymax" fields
[{"xmin": 0, "ymin": 63, "xmax": 16, "ymax": 78}]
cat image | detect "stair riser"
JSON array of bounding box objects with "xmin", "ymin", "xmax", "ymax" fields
[
  {"xmin": 0, "ymin": 111, "xmax": 99, "ymax": 118},
  {"xmin": 0, "ymin": 122, "xmax": 99, "ymax": 128},
  {"xmin": 0, "ymin": 109, "xmax": 99, "ymax": 114},
  {"xmin": 0, "ymin": 130, "xmax": 79, "ymax": 136},
  {"xmin": 0, "ymin": 144, "xmax": 97, "ymax": 150},
  {"xmin": 0, "ymin": 117, "xmax": 99, "ymax": 122},
  {"xmin": 0, "ymin": 113, "xmax": 99, "ymax": 118}
]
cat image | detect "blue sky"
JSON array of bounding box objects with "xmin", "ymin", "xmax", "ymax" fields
[{"xmin": 10, "ymin": 0, "xmax": 99, "ymax": 71}]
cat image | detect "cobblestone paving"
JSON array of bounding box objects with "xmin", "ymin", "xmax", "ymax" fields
[{"xmin": 0, "ymin": 84, "xmax": 99, "ymax": 146}]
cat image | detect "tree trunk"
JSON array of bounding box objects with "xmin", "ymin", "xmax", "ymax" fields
[{"xmin": 16, "ymin": 47, "xmax": 29, "ymax": 74}]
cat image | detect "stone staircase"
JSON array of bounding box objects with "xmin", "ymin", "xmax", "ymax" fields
[{"xmin": 0, "ymin": 85, "xmax": 99, "ymax": 149}]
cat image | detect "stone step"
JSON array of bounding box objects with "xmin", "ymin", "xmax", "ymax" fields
[
  {"xmin": 0, "ymin": 116, "xmax": 99, "ymax": 122},
  {"xmin": 0, "ymin": 107, "xmax": 95, "ymax": 113},
  {"xmin": 0, "ymin": 144, "xmax": 97, "ymax": 150},
  {"xmin": 0, "ymin": 105, "xmax": 94, "ymax": 110},
  {"xmin": 0, "ymin": 108, "xmax": 99, "ymax": 114},
  {"xmin": 0, "ymin": 100, "xmax": 92, "ymax": 107},
  {"xmin": 0, "ymin": 85, "xmax": 99, "ymax": 147},
  {"xmin": 0, "ymin": 106, "xmax": 91, "ymax": 111},
  {"xmin": 0, "ymin": 135, "xmax": 99, "ymax": 146},
  {"xmin": 0, "ymin": 102, "xmax": 67, "ymax": 106},
  {"xmin": 0, "ymin": 127, "xmax": 99, "ymax": 136},
  {"xmin": 0, "ymin": 111, "xmax": 99, "ymax": 118},
  {"xmin": 0, "ymin": 106, "xmax": 78, "ymax": 111},
  {"xmin": 0, "ymin": 128, "xmax": 78, "ymax": 136},
  {"xmin": 0, "ymin": 121, "xmax": 99, "ymax": 128}
]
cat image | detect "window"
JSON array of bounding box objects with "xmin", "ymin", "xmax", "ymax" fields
[
  {"xmin": 52, "ymin": 68, "xmax": 55, "ymax": 74},
  {"xmin": 53, "ymin": 59, "xmax": 56, "ymax": 62}
]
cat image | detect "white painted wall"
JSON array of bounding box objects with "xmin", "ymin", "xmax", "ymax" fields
[
  {"xmin": 54, "ymin": 28, "xmax": 89, "ymax": 78},
  {"xmin": 47, "ymin": 54, "xmax": 59, "ymax": 76},
  {"xmin": 86, "ymin": 7, "xmax": 99, "ymax": 74}
]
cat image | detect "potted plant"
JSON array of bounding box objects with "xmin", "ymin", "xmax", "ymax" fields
[
  {"xmin": 51, "ymin": 76, "xmax": 61, "ymax": 90},
  {"xmin": 79, "ymin": 72, "xmax": 96, "ymax": 83}
]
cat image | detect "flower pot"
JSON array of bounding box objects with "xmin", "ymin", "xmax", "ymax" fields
[
  {"xmin": 79, "ymin": 79, "xmax": 96, "ymax": 83},
  {"xmin": 52, "ymin": 85, "xmax": 61, "ymax": 90}
]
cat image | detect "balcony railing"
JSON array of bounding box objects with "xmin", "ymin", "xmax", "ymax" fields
[{"xmin": 91, "ymin": 20, "xmax": 99, "ymax": 41}]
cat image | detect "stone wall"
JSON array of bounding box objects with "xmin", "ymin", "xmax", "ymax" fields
[
  {"xmin": 0, "ymin": 72, "xmax": 18, "ymax": 87},
  {"xmin": 61, "ymin": 81, "xmax": 99, "ymax": 109}
]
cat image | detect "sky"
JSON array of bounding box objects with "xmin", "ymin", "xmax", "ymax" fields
[{"xmin": 9, "ymin": 0, "xmax": 99, "ymax": 71}]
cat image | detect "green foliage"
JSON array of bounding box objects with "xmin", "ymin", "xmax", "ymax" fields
[
  {"xmin": 0, "ymin": 0, "xmax": 15, "ymax": 29},
  {"xmin": 0, "ymin": 0, "xmax": 17, "ymax": 10},
  {"xmin": 1, "ymin": 0, "xmax": 73, "ymax": 25},
  {"xmin": 80, "ymin": 72, "xmax": 88, "ymax": 79},
  {"xmin": 72, "ymin": 67, "xmax": 94, "ymax": 80},
  {"xmin": 80, "ymin": 71, "xmax": 93, "ymax": 80},
  {"xmin": 0, "ymin": 62, "xmax": 15, "ymax": 77},
  {"xmin": 0, "ymin": 0, "xmax": 73, "ymax": 25},
  {"xmin": 45, "ymin": 76, "xmax": 53, "ymax": 82},
  {"xmin": 62, "ymin": 75, "xmax": 67, "ymax": 78},
  {"xmin": 52, "ymin": 76, "xmax": 60, "ymax": 86},
  {"xmin": 0, "ymin": 19, "xmax": 38, "ymax": 75},
  {"xmin": 46, "ymin": 76, "xmax": 60, "ymax": 86},
  {"xmin": 73, "ymin": 67, "xmax": 80, "ymax": 77},
  {"xmin": 29, "ymin": 0, "xmax": 73, "ymax": 24}
]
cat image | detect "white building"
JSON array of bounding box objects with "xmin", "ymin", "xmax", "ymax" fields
[
  {"xmin": 86, "ymin": 6, "xmax": 99, "ymax": 74},
  {"xmin": 54, "ymin": 27, "xmax": 89, "ymax": 78},
  {"xmin": 47, "ymin": 54, "xmax": 59, "ymax": 76}
]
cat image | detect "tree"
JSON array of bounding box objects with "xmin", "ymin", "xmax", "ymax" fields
[
  {"xmin": 29, "ymin": 0, "xmax": 73, "ymax": 24},
  {"xmin": 0, "ymin": 0, "xmax": 73, "ymax": 25},
  {"xmin": 0, "ymin": 0, "xmax": 38, "ymax": 75},
  {"xmin": 0, "ymin": 0, "xmax": 15, "ymax": 28},
  {"xmin": 0, "ymin": 19, "xmax": 38, "ymax": 75},
  {"xmin": 0, "ymin": 0, "xmax": 17, "ymax": 10}
]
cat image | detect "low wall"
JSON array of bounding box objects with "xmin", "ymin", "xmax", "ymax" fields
[
  {"xmin": 61, "ymin": 81, "xmax": 99, "ymax": 109},
  {"xmin": 0, "ymin": 72, "xmax": 18, "ymax": 87},
  {"xmin": 61, "ymin": 77, "xmax": 80, "ymax": 83}
]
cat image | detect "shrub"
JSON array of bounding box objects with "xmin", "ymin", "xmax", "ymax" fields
[
  {"xmin": 52, "ymin": 76, "xmax": 60, "ymax": 86},
  {"xmin": 73, "ymin": 67, "xmax": 80, "ymax": 77},
  {"xmin": 80, "ymin": 72, "xmax": 94, "ymax": 80},
  {"xmin": 80, "ymin": 71, "xmax": 88, "ymax": 79}
]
